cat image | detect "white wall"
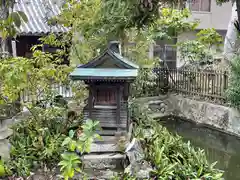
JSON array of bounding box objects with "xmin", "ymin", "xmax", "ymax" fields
[{"xmin": 188, "ymin": 1, "xmax": 232, "ymax": 30}]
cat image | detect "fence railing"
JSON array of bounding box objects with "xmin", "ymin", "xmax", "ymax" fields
[
  {"xmin": 154, "ymin": 68, "xmax": 229, "ymax": 100},
  {"xmin": 19, "ymin": 68, "xmax": 229, "ymax": 103},
  {"xmin": 20, "ymin": 83, "xmax": 74, "ymax": 103}
]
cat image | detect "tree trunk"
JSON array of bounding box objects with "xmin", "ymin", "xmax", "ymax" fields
[
  {"xmin": 223, "ymin": 2, "xmax": 238, "ymax": 60},
  {"xmin": 237, "ymin": 0, "xmax": 240, "ymax": 24},
  {"xmin": 0, "ymin": 0, "xmax": 11, "ymax": 57}
]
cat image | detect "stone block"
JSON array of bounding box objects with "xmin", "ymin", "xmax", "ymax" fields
[
  {"xmin": 90, "ymin": 143, "xmax": 120, "ymax": 153},
  {"xmin": 82, "ymin": 153, "xmax": 125, "ymax": 170},
  {"xmin": 0, "ymin": 139, "xmax": 10, "ymax": 160},
  {"xmin": 0, "ymin": 128, "xmax": 12, "ymax": 140}
]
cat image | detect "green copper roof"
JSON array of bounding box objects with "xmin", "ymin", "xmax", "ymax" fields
[
  {"xmin": 110, "ymin": 50, "xmax": 139, "ymax": 69},
  {"xmin": 70, "ymin": 68, "xmax": 138, "ymax": 80},
  {"xmin": 80, "ymin": 49, "xmax": 139, "ymax": 69}
]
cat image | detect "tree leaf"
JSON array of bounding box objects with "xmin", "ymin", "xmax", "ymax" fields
[
  {"xmin": 69, "ymin": 140, "xmax": 76, "ymax": 151},
  {"xmin": 16, "ymin": 11, "xmax": 28, "ymax": 22},
  {"xmin": 62, "ymin": 137, "xmax": 71, "ymax": 146},
  {"xmin": 10, "ymin": 12, "xmax": 21, "ymax": 28},
  {"xmin": 69, "ymin": 130, "xmax": 75, "ymax": 138}
]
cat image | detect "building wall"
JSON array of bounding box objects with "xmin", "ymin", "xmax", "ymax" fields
[
  {"xmin": 175, "ymin": 0, "xmax": 232, "ymax": 68},
  {"xmin": 188, "ymin": 0, "xmax": 232, "ymax": 30}
]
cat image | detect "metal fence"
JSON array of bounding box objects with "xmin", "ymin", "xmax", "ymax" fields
[{"xmin": 154, "ymin": 68, "xmax": 229, "ymax": 100}]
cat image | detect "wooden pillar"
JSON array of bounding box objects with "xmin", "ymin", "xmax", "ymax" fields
[
  {"xmin": 116, "ymin": 84, "xmax": 121, "ymax": 131},
  {"xmin": 11, "ymin": 40, "xmax": 17, "ymax": 57},
  {"xmin": 88, "ymin": 84, "xmax": 93, "ymax": 119},
  {"xmin": 124, "ymin": 82, "xmax": 130, "ymax": 131}
]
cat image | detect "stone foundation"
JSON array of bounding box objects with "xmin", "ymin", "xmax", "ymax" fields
[
  {"xmin": 140, "ymin": 95, "xmax": 240, "ymax": 137},
  {"xmin": 168, "ymin": 95, "xmax": 240, "ymax": 136}
]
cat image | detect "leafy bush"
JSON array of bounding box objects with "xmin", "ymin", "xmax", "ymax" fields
[
  {"xmin": 59, "ymin": 120, "xmax": 101, "ymax": 180},
  {"xmin": 178, "ymin": 28, "xmax": 223, "ymax": 64},
  {"xmin": 226, "ymin": 55, "xmax": 240, "ymax": 107},
  {"xmin": 6, "ymin": 105, "xmax": 81, "ymax": 177},
  {"xmin": 131, "ymin": 68, "xmax": 158, "ymax": 98},
  {"xmin": 130, "ymin": 101, "xmax": 224, "ymax": 179}
]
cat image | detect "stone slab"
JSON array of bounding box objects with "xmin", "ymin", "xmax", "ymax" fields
[
  {"xmin": 0, "ymin": 128, "xmax": 13, "ymax": 140},
  {"xmin": 0, "ymin": 139, "xmax": 10, "ymax": 160},
  {"xmin": 94, "ymin": 136, "xmax": 118, "ymax": 144},
  {"xmin": 82, "ymin": 153, "xmax": 125, "ymax": 170},
  {"xmin": 90, "ymin": 143, "xmax": 120, "ymax": 153}
]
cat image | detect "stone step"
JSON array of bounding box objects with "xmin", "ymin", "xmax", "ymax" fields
[
  {"xmin": 149, "ymin": 112, "xmax": 168, "ymax": 119},
  {"xmin": 97, "ymin": 130, "xmax": 116, "ymax": 136},
  {"xmin": 84, "ymin": 169, "xmax": 122, "ymax": 180},
  {"xmin": 66, "ymin": 169, "xmax": 122, "ymax": 180},
  {"xmin": 90, "ymin": 143, "xmax": 120, "ymax": 153},
  {"xmin": 82, "ymin": 153, "xmax": 126, "ymax": 170},
  {"xmin": 146, "ymin": 99, "xmax": 164, "ymax": 105},
  {"xmin": 94, "ymin": 136, "xmax": 119, "ymax": 144}
]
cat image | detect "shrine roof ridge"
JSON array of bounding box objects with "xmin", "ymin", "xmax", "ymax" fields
[{"xmin": 79, "ymin": 48, "xmax": 139, "ymax": 69}]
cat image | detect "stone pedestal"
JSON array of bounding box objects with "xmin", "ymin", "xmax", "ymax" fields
[{"xmin": 0, "ymin": 120, "xmax": 13, "ymax": 160}]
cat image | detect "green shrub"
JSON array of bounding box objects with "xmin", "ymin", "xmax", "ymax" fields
[
  {"xmin": 59, "ymin": 120, "xmax": 101, "ymax": 180},
  {"xmin": 130, "ymin": 101, "xmax": 224, "ymax": 179},
  {"xmin": 131, "ymin": 68, "xmax": 158, "ymax": 98},
  {"xmin": 226, "ymin": 55, "xmax": 240, "ymax": 107},
  {"xmin": 6, "ymin": 106, "xmax": 81, "ymax": 177}
]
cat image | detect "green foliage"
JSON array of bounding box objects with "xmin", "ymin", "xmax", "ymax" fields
[
  {"xmin": 0, "ymin": 32, "xmax": 87, "ymax": 178},
  {"xmin": 58, "ymin": 153, "xmax": 81, "ymax": 180},
  {"xmin": 216, "ymin": 0, "xmax": 231, "ymax": 5},
  {"xmin": 0, "ymin": 47, "xmax": 72, "ymax": 103},
  {"xmin": 152, "ymin": 8, "xmax": 198, "ymax": 40},
  {"xmin": 226, "ymin": 55, "xmax": 240, "ymax": 107},
  {"xmin": 196, "ymin": 28, "xmax": 223, "ymax": 49},
  {"xmin": 0, "ymin": 160, "xmax": 6, "ymax": 177},
  {"xmin": 131, "ymin": 68, "xmax": 158, "ymax": 98},
  {"xmin": 6, "ymin": 106, "xmax": 75, "ymax": 177},
  {"xmin": 0, "ymin": 11, "xmax": 28, "ymax": 39},
  {"xmin": 178, "ymin": 40, "xmax": 213, "ymax": 63},
  {"xmin": 59, "ymin": 119, "xmax": 101, "ymax": 180},
  {"xmin": 130, "ymin": 102, "xmax": 224, "ymax": 179},
  {"xmin": 178, "ymin": 28, "xmax": 223, "ymax": 63},
  {"xmin": 56, "ymin": 0, "xmax": 197, "ymax": 67}
]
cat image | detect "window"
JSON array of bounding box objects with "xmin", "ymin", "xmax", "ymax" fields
[
  {"xmin": 154, "ymin": 44, "xmax": 177, "ymax": 69},
  {"xmin": 187, "ymin": 0, "xmax": 211, "ymax": 12}
]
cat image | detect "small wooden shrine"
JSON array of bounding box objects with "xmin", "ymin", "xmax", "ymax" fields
[{"xmin": 70, "ymin": 41, "xmax": 138, "ymax": 135}]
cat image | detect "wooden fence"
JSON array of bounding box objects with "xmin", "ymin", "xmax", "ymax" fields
[
  {"xmin": 154, "ymin": 68, "xmax": 229, "ymax": 100},
  {"xmin": 19, "ymin": 68, "xmax": 229, "ymax": 103}
]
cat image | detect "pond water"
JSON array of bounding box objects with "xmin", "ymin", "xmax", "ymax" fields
[{"xmin": 158, "ymin": 116, "xmax": 240, "ymax": 180}]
